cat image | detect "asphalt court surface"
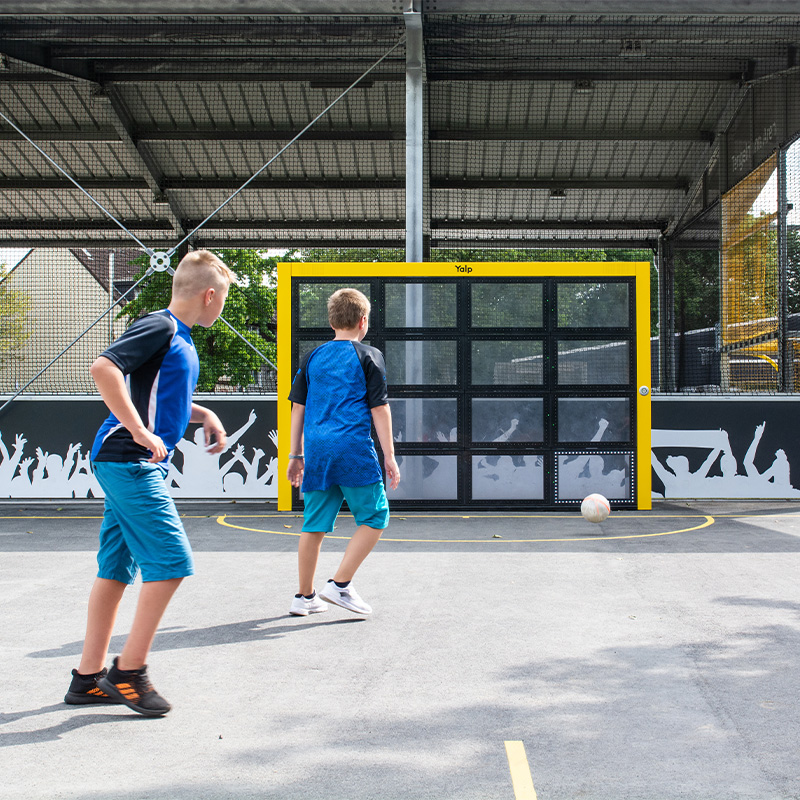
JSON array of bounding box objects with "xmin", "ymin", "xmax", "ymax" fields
[{"xmin": 3, "ymin": 501, "xmax": 800, "ymax": 799}]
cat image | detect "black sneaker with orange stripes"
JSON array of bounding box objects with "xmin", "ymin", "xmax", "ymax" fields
[
  {"xmin": 64, "ymin": 667, "xmax": 121, "ymax": 705},
  {"xmin": 97, "ymin": 657, "xmax": 171, "ymax": 717}
]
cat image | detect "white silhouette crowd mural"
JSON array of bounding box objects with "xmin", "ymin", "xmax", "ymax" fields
[
  {"xmin": 0, "ymin": 409, "xmax": 279, "ymax": 499},
  {"xmin": 0, "ymin": 405, "xmax": 797, "ymax": 500},
  {"xmin": 651, "ymin": 422, "xmax": 799, "ymax": 499}
]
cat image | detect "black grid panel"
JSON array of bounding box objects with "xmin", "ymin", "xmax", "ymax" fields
[{"xmin": 291, "ymin": 275, "xmax": 638, "ymax": 510}]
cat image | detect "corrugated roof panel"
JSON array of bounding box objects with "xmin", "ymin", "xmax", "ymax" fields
[
  {"xmin": 118, "ymin": 82, "xmax": 404, "ymax": 133},
  {"xmin": 429, "ymin": 81, "xmax": 733, "ymax": 138},
  {"xmin": 0, "ymin": 140, "xmax": 142, "ymax": 180},
  {"xmin": 169, "ymin": 188, "xmax": 404, "ymax": 222},
  {"xmin": 0, "ymin": 83, "xmax": 106, "ymax": 132},
  {"xmin": 146, "ymin": 140, "xmax": 403, "ymax": 180},
  {"xmin": 430, "ymin": 141, "xmax": 704, "ymax": 181},
  {"xmin": 432, "ymin": 188, "xmax": 682, "ymax": 224}
]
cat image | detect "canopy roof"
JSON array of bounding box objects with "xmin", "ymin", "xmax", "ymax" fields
[{"xmin": 0, "ymin": 6, "xmax": 797, "ymax": 253}]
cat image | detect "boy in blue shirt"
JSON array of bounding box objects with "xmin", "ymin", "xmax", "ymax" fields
[
  {"xmin": 287, "ymin": 288, "xmax": 400, "ymax": 616},
  {"xmin": 63, "ymin": 250, "xmax": 232, "ymax": 716}
]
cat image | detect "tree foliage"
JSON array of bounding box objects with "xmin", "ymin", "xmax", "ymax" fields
[
  {"xmin": 674, "ymin": 249, "xmax": 720, "ymax": 333},
  {"xmin": 120, "ymin": 249, "xmax": 295, "ymax": 391},
  {"xmin": 0, "ymin": 265, "xmax": 30, "ymax": 366}
]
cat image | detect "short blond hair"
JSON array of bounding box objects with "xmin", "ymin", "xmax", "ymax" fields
[
  {"xmin": 171, "ymin": 250, "xmax": 233, "ymax": 299},
  {"xmin": 328, "ymin": 287, "xmax": 370, "ymax": 329}
]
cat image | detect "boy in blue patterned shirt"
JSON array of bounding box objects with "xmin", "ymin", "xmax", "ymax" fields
[
  {"xmin": 287, "ymin": 288, "xmax": 400, "ymax": 616},
  {"xmin": 64, "ymin": 250, "xmax": 232, "ymax": 716}
]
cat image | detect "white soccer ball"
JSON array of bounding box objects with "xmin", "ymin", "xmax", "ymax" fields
[{"xmin": 581, "ymin": 493, "xmax": 610, "ymax": 523}]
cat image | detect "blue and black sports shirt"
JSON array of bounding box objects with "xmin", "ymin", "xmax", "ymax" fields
[
  {"xmin": 289, "ymin": 340, "xmax": 389, "ymax": 491},
  {"xmin": 91, "ymin": 309, "xmax": 200, "ymax": 465}
]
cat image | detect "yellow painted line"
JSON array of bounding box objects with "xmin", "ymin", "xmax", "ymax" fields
[
  {"xmin": 505, "ymin": 741, "xmax": 537, "ymax": 800},
  {"xmin": 216, "ymin": 513, "xmax": 706, "ymax": 519},
  {"xmin": 0, "ymin": 514, "xmax": 223, "ymax": 520},
  {"xmin": 216, "ymin": 514, "xmax": 716, "ymax": 543}
]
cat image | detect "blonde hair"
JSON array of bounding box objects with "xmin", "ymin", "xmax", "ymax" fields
[
  {"xmin": 328, "ymin": 288, "xmax": 370, "ymax": 329},
  {"xmin": 171, "ymin": 250, "xmax": 233, "ymax": 299}
]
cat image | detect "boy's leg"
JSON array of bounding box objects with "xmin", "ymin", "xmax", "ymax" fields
[
  {"xmin": 298, "ymin": 486, "xmax": 344, "ymax": 595},
  {"xmin": 73, "ymin": 481, "xmax": 139, "ymax": 679},
  {"xmin": 91, "ymin": 461, "xmax": 193, "ymax": 716},
  {"xmin": 333, "ymin": 524, "xmax": 383, "ymax": 583},
  {"xmin": 318, "ymin": 482, "xmax": 389, "ymax": 615},
  {"xmin": 298, "ymin": 531, "xmax": 326, "ymax": 596},
  {"xmin": 118, "ymin": 577, "xmax": 183, "ymax": 670},
  {"xmin": 78, "ymin": 577, "xmax": 127, "ymax": 674}
]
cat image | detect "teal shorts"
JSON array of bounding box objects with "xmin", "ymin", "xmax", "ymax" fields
[
  {"xmin": 93, "ymin": 461, "xmax": 194, "ymax": 584},
  {"xmin": 302, "ymin": 481, "xmax": 390, "ymax": 533}
]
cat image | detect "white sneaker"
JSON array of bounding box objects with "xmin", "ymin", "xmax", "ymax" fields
[
  {"xmin": 289, "ymin": 592, "xmax": 329, "ymax": 616},
  {"xmin": 319, "ymin": 581, "xmax": 372, "ymax": 615}
]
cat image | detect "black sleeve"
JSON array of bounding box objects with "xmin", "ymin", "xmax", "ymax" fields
[
  {"xmin": 100, "ymin": 311, "xmax": 174, "ymax": 375},
  {"xmin": 354, "ymin": 343, "xmax": 389, "ymax": 408},
  {"xmin": 288, "ymin": 349, "xmax": 312, "ymax": 405}
]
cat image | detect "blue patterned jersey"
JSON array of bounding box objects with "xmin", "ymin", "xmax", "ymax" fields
[
  {"xmin": 91, "ymin": 309, "xmax": 200, "ymax": 465},
  {"xmin": 289, "ymin": 340, "xmax": 388, "ymax": 491}
]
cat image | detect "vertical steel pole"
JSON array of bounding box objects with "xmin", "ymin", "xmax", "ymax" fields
[
  {"xmin": 108, "ymin": 251, "xmax": 115, "ymax": 345},
  {"xmin": 658, "ymin": 235, "xmax": 676, "ymax": 392},
  {"xmin": 404, "ymin": 1, "xmax": 424, "ymax": 263},
  {"xmin": 778, "ymin": 145, "xmax": 790, "ymax": 391}
]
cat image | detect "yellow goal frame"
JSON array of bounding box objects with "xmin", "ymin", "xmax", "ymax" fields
[{"xmin": 277, "ymin": 261, "xmax": 652, "ymax": 511}]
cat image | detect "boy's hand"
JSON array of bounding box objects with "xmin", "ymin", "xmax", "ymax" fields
[
  {"xmin": 133, "ymin": 429, "xmax": 168, "ymax": 463},
  {"xmin": 202, "ymin": 411, "xmax": 227, "ymax": 454},
  {"xmin": 384, "ymin": 454, "xmax": 401, "ymax": 490},
  {"xmin": 287, "ymin": 458, "xmax": 304, "ymax": 487}
]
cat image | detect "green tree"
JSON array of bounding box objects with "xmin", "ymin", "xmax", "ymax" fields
[
  {"xmin": 121, "ymin": 249, "xmax": 294, "ymax": 391},
  {"xmin": 0, "ymin": 265, "xmax": 30, "ymax": 366},
  {"xmin": 674, "ymin": 249, "xmax": 720, "ymax": 332}
]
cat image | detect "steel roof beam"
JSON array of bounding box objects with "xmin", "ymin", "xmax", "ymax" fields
[
  {"xmin": 0, "ymin": 218, "xmax": 172, "ymax": 230},
  {"xmin": 427, "ymin": 70, "xmax": 743, "ymax": 83},
  {"xmin": 0, "ymin": 218, "xmax": 673, "ymax": 232},
  {"xmin": 0, "ymin": 127, "xmax": 713, "ymax": 144},
  {"xmin": 182, "ymin": 219, "xmax": 404, "ymax": 230},
  {"xmin": 97, "ymin": 85, "xmax": 189, "ymax": 237},
  {"xmin": 0, "ymin": 3, "xmax": 406, "ymax": 15},
  {"xmin": 138, "ymin": 130, "xmax": 402, "ymax": 142},
  {"xmin": 1, "ymin": 1, "xmax": 797, "ymax": 14},
  {"xmin": 0, "ymin": 129, "xmax": 120, "ymax": 142},
  {"xmin": 0, "ymin": 177, "xmax": 405, "ymax": 190},
  {"xmin": 433, "ymin": 178, "xmax": 691, "ymax": 191},
  {"xmin": 429, "ymin": 130, "xmax": 714, "ymax": 143},
  {"xmin": 162, "ymin": 178, "xmax": 405, "ymax": 190},
  {"xmin": 0, "ymin": 177, "xmax": 685, "ymax": 191},
  {"xmin": 0, "ymin": 178, "xmax": 150, "ymax": 190},
  {"xmin": 430, "ymin": 237, "xmax": 659, "ymax": 250},
  {"xmin": 431, "ymin": 219, "xmax": 668, "ymax": 231}
]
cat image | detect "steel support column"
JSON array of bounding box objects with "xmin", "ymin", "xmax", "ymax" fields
[
  {"xmin": 778, "ymin": 146, "xmax": 791, "ymax": 391},
  {"xmin": 404, "ymin": 1, "xmax": 424, "ymax": 263},
  {"xmin": 658, "ymin": 235, "xmax": 677, "ymax": 392}
]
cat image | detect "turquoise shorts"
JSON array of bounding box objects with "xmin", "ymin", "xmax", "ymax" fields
[
  {"xmin": 93, "ymin": 461, "xmax": 194, "ymax": 584},
  {"xmin": 302, "ymin": 481, "xmax": 390, "ymax": 533}
]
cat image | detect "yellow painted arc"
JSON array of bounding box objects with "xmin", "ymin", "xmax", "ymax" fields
[{"xmin": 216, "ymin": 514, "xmax": 715, "ymax": 543}]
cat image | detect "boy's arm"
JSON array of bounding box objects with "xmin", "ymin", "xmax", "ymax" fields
[
  {"xmin": 287, "ymin": 403, "xmax": 305, "ymax": 487},
  {"xmin": 371, "ymin": 403, "xmax": 400, "ymax": 490},
  {"xmin": 190, "ymin": 403, "xmax": 227, "ymax": 454},
  {"xmin": 90, "ymin": 356, "xmax": 167, "ymax": 464}
]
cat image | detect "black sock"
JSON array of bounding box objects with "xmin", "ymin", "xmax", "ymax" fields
[
  {"xmin": 333, "ymin": 579, "xmax": 350, "ymax": 588},
  {"xmin": 294, "ymin": 593, "xmax": 303, "ymax": 598},
  {"xmin": 76, "ymin": 669, "xmax": 104, "ymax": 679},
  {"xmin": 303, "ymin": 592, "xmax": 315, "ymax": 599}
]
